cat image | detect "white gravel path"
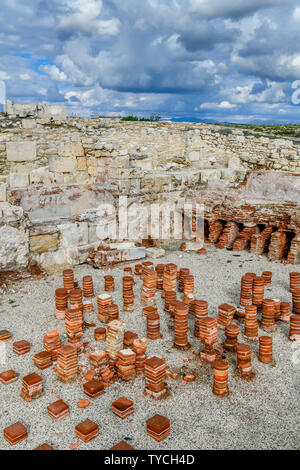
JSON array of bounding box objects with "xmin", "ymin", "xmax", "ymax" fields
[{"xmin": 0, "ymin": 246, "xmax": 299, "ymax": 450}]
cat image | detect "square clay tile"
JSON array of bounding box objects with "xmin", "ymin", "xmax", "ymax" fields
[
  {"xmin": 47, "ymin": 399, "xmax": 69, "ymax": 421},
  {"xmin": 75, "ymin": 419, "xmax": 98, "ymax": 442},
  {"xmin": 34, "ymin": 443, "xmax": 54, "ymax": 450},
  {"xmin": 0, "ymin": 330, "xmax": 12, "ymax": 342},
  {"xmin": 83, "ymin": 380, "xmax": 105, "ymax": 398},
  {"xmin": 110, "ymin": 440, "xmax": 135, "ymax": 450},
  {"xmin": 13, "ymin": 340, "xmax": 30, "ymax": 355},
  {"xmin": 144, "ymin": 356, "xmax": 165, "ymax": 369},
  {"xmin": 112, "ymin": 397, "xmax": 134, "ymax": 412},
  {"xmin": 146, "ymin": 414, "xmax": 170, "ymax": 434},
  {"xmin": 23, "ymin": 372, "xmax": 42, "ymax": 386},
  {"xmin": 3, "ymin": 422, "xmax": 28, "ymax": 445},
  {"xmin": 0, "ymin": 370, "xmax": 19, "ymax": 385}
]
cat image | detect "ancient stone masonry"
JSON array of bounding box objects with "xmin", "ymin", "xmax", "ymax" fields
[{"xmin": 0, "ymin": 109, "xmax": 300, "ymax": 272}]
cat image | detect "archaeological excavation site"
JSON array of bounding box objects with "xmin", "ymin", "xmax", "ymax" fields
[{"xmin": 0, "ymin": 104, "xmax": 299, "ymax": 450}]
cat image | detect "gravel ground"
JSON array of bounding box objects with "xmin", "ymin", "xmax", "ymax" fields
[{"xmin": 0, "ymin": 245, "xmax": 299, "ymax": 450}]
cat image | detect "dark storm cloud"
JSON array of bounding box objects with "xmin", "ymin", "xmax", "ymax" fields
[{"xmin": 0, "ymin": 0, "xmax": 300, "ymax": 122}]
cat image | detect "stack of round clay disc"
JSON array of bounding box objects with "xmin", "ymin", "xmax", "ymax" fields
[
  {"xmin": 261, "ymin": 298, "xmax": 276, "ymax": 332},
  {"xmin": 183, "ymin": 275, "xmax": 194, "ymax": 304},
  {"xmin": 55, "ymin": 288, "xmax": 68, "ymax": 319},
  {"xmin": 252, "ymin": 276, "xmax": 265, "ymax": 308},
  {"xmin": 107, "ymin": 304, "xmax": 119, "ymax": 321},
  {"xmin": 63, "ymin": 269, "xmax": 74, "ymax": 292},
  {"xmin": 124, "ymin": 267, "xmax": 132, "ymax": 276},
  {"xmin": 134, "ymin": 264, "xmax": 143, "ymax": 276},
  {"xmin": 289, "ymin": 315, "xmax": 300, "ymax": 341},
  {"xmin": 94, "ymin": 327, "xmax": 106, "ymax": 341},
  {"xmin": 291, "ymin": 288, "xmax": 300, "ymax": 314},
  {"xmin": 155, "ymin": 264, "xmax": 165, "ymax": 290},
  {"xmin": 244, "ymin": 305, "xmax": 258, "ymax": 340},
  {"xmin": 164, "ymin": 291, "xmax": 176, "ymax": 313},
  {"xmin": 280, "ymin": 302, "xmax": 291, "ymax": 322},
  {"xmin": 258, "ymin": 336, "xmax": 272, "ymax": 363},
  {"xmin": 163, "ymin": 263, "xmax": 177, "ymax": 293},
  {"xmin": 272, "ymin": 298, "xmax": 281, "ymax": 321},
  {"xmin": 82, "ymin": 276, "xmax": 94, "ymax": 298},
  {"xmin": 69, "ymin": 288, "xmax": 83, "ymax": 311},
  {"xmin": 290, "ymin": 272, "xmax": 300, "ymax": 292},
  {"xmin": 123, "ymin": 276, "xmax": 134, "ymax": 312},
  {"xmin": 240, "ymin": 273, "xmax": 255, "ymax": 307},
  {"xmin": 262, "ymin": 271, "xmax": 272, "ymax": 286},
  {"xmin": 173, "ymin": 301, "xmax": 189, "ymax": 349},
  {"xmin": 132, "ymin": 338, "xmax": 147, "ymax": 375},
  {"xmin": 147, "ymin": 313, "xmax": 161, "ymax": 340},
  {"xmin": 236, "ymin": 343, "xmax": 253, "ymax": 377},
  {"xmin": 224, "ymin": 323, "xmax": 240, "ymax": 351},
  {"xmin": 178, "ymin": 268, "xmax": 190, "ymax": 292},
  {"xmin": 213, "ymin": 359, "xmax": 229, "ymax": 396},
  {"xmin": 194, "ymin": 300, "xmax": 208, "ymax": 338},
  {"xmin": 104, "ymin": 275, "xmax": 114, "ymax": 292}
]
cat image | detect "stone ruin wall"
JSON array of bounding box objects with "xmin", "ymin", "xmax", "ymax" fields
[{"xmin": 0, "ymin": 111, "xmax": 300, "ymax": 273}]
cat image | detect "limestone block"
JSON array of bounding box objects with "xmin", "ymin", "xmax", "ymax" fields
[
  {"xmin": 48, "ymin": 156, "xmax": 77, "ymax": 173},
  {"xmin": 37, "ymin": 104, "xmax": 67, "ymax": 121},
  {"xmin": 0, "ymin": 182, "xmax": 6, "ymax": 202},
  {"xmin": 146, "ymin": 247, "xmax": 165, "ymax": 258},
  {"xmin": 0, "ymin": 224, "xmax": 29, "ymax": 269},
  {"xmin": 187, "ymin": 150, "xmax": 200, "ymax": 162},
  {"xmin": 228, "ymin": 156, "xmax": 242, "ymax": 169},
  {"xmin": 22, "ymin": 119, "xmax": 37, "ymax": 129},
  {"xmin": 60, "ymin": 142, "xmax": 84, "ymax": 157},
  {"xmin": 58, "ymin": 222, "xmax": 89, "ymax": 248},
  {"xmin": 200, "ymin": 169, "xmax": 222, "ymax": 183},
  {"xmin": 38, "ymin": 249, "xmax": 69, "ymax": 273},
  {"xmin": 6, "ymin": 141, "xmax": 37, "ymax": 162},
  {"xmin": 9, "ymin": 173, "xmax": 29, "ymax": 187},
  {"xmin": 77, "ymin": 156, "xmax": 87, "ymax": 171},
  {"xmin": 30, "ymin": 167, "xmax": 64, "ymax": 185},
  {"xmin": 29, "ymin": 234, "xmax": 59, "ymax": 253}
]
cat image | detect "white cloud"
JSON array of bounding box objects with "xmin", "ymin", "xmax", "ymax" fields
[
  {"xmin": 40, "ymin": 65, "xmax": 67, "ymax": 82},
  {"xmin": 199, "ymin": 101, "xmax": 237, "ymax": 109}
]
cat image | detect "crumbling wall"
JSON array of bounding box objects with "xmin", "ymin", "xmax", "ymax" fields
[{"xmin": 0, "ymin": 113, "xmax": 299, "ymax": 272}]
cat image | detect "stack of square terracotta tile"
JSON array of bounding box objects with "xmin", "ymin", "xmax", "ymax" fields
[
  {"xmin": 32, "ymin": 351, "xmax": 52, "ymax": 370},
  {"xmin": 143, "ymin": 305, "xmax": 157, "ymax": 319},
  {"xmin": 155, "ymin": 264, "xmax": 165, "ymax": 290},
  {"xmin": 83, "ymin": 298, "xmax": 93, "ymax": 313},
  {"xmin": 240, "ymin": 273, "xmax": 256, "ymax": 307},
  {"xmin": 47, "ymin": 399, "xmax": 70, "ymax": 421},
  {"xmin": 3, "ymin": 422, "xmax": 28, "ymax": 445},
  {"xmin": 236, "ymin": 343, "xmax": 253, "ymax": 377},
  {"xmin": 199, "ymin": 317, "xmax": 218, "ymax": 362},
  {"xmin": 183, "ymin": 275, "xmax": 194, "ymax": 304},
  {"xmin": 217, "ymin": 304, "xmax": 235, "ymax": 329},
  {"xmin": 213, "ymin": 359, "xmax": 229, "ymax": 396},
  {"xmin": 89, "ymin": 350, "xmax": 114, "ymax": 382},
  {"xmin": 97, "ymin": 294, "xmax": 113, "ymax": 321},
  {"xmin": 65, "ymin": 305, "xmax": 83, "ymax": 349},
  {"xmin": 147, "ymin": 312, "xmax": 161, "ymax": 340},
  {"xmin": 250, "ymin": 227, "xmax": 273, "ymax": 256},
  {"xmin": 106, "ymin": 304, "xmax": 119, "ymax": 322},
  {"xmin": 141, "ymin": 268, "xmax": 157, "ymax": 305},
  {"xmin": 261, "ymin": 298, "xmax": 276, "ymax": 333},
  {"xmin": 194, "ymin": 300, "xmax": 208, "ymax": 338},
  {"xmin": 146, "ymin": 414, "xmax": 170, "ymax": 441},
  {"xmin": 224, "ymin": 323, "xmax": 240, "ymax": 351},
  {"xmin": 163, "ymin": 263, "xmax": 177, "ymax": 293},
  {"xmin": 104, "ymin": 275, "xmax": 114, "ymax": 292},
  {"xmin": 13, "ymin": 340, "xmax": 30, "ymax": 356},
  {"xmin": 123, "ymin": 276, "xmax": 134, "ymax": 312},
  {"xmin": 280, "ymin": 302, "xmax": 291, "ymax": 322},
  {"xmin": 132, "ymin": 337, "xmax": 147, "ymax": 375},
  {"xmin": 69, "ymin": 287, "xmax": 83, "ymax": 313},
  {"xmin": 178, "ymin": 268, "xmax": 190, "ymax": 292},
  {"xmin": 43, "ymin": 330, "xmax": 61, "ymax": 361},
  {"xmin": 75, "ymin": 419, "xmax": 99, "ymax": 443},
  {"xmin": 123, "ymin": 331, "xmax": 138, "ymax": 348},
  {"xmin": 244, "ymin": 305, "xmax": 258, "ymax": 340},
  {"xmin": 208, "ymin": 220, "xmax": 224, "ymax": 243},
  {"xmin": 21, "ymin": 372, "xmax": 43, "ymax": 401},
  {"xmin": 144, "ymin": 356, "xmax": 167, "ymax": 398},
  {"xmin": 216, "ymin": 222, "xmax": 239, "ymax": 249},
  {"xmin": 0, "ymin": 370, "xmax": 19, "ymax": 385},
  {"xmin": 83, "ymin": 380, "xmax": 105, "ymax": 399},
  {"xmin": 252, "ymin": 276, "xmax": 265, "ymax": 309},
  {"xmin": 232, "ymin": 225, "xmax": 257, "ymax": 251},
  {"xmin": 0, "ymin": 330, "xmax": 11, "ymax": 342},
  {"xmin": 268, "ymin": 231, "xmax": 287, "ymax": 261},
  {"xmin": 63, "ymin": 269, "xmax": 74, "ymax": 292},
  {"xmin": 94, "ymin": 327, "xmax": 106, "ymax": 341},
  {"xmin": 116, "ymin": 349, "xmax": 136, "ymax": 381},
  {"xmin": 106, "ymin": 320, "xmax": 125, "ymax": 360},
  {"xmin": 262, "ymin": 271, "xmax": 272, "ymax": 286},
  {"xmin": 110, "ymin": 440, "xmax": 135, "ymax": 450},
  {"xmin": 82, "ymin": 275, "xmax": 94, "ymax": 298},
  {"xmin": 258, "ymin": 336, "xmax": 273, "ymax": 363},
  {"xmin": 57, "ymin": 345, "xmax": 78, "ymax": 382},
  {"xmin": 55, "ymin": 288, "xmax": 68, "ymax": 319},
  {"xmin": 289, "ymin": 315, "xmax": 300, "ymax": 341},
  {"xmin": 112, "ymin": 397, "xmax": 134, "ymax": 419},
  {"xmin": 173, "ymin": 301, "xmax": 190, "ymax": 350}
]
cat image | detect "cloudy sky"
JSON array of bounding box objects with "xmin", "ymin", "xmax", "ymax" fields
[{"xmin": 1, "ymin": 0, "xmax": 300, "ymax": 122}]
